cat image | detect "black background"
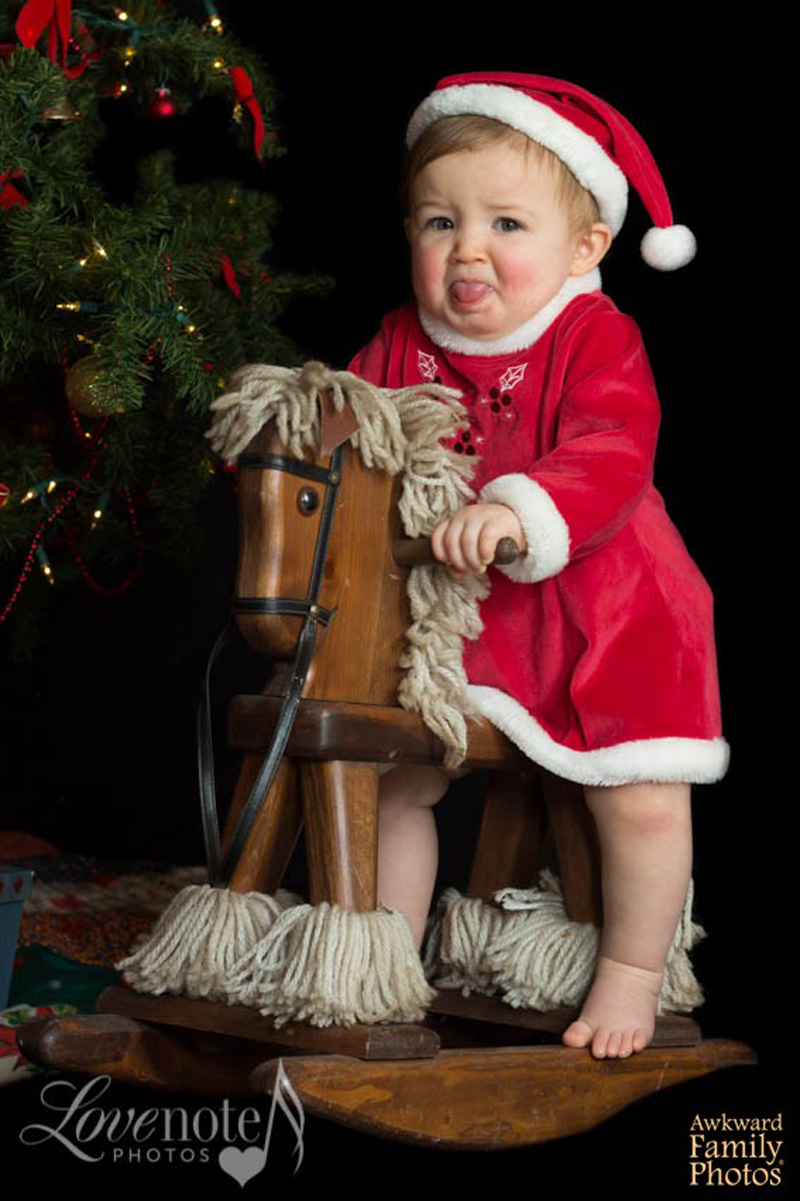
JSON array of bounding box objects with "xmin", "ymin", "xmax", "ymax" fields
[{"xmin": 3, "ymin": 11, "xmax": 790, "ymax": 1196}]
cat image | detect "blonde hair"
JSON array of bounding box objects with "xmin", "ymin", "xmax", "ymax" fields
[{"xmin": 402, "ymin": 114, "xmax": 601, "ymax": 235}]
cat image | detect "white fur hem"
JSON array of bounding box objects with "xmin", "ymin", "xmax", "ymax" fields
[
  {"xmin": 479, "ymin": 474, "xmax": 570, "ymax": 582},
  {"xmin": 466, "ymin": 685, "xmax": 731, "ymax": 785},
  {"xmin": 406, "ymin": 84, "xmax": 628, "ymax": 234}
]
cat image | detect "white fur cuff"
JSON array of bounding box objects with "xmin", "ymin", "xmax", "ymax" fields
[{"xmin": 479, "ymin": 473, "xmax": 570, "ymax": 583}]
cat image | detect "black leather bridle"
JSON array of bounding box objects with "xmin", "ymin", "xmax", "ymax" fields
[{"xmin": 198, "ymin": 444, "xmax": 345, "ymax": 887}]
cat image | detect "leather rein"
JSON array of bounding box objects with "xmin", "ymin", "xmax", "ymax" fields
[{"xmin": 198, "ymin": 444, "xmax": 345, "ymax": 887}]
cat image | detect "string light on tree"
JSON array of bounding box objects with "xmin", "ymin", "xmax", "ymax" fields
[
  {"xmin": 35, "ymin": 545, "xmax": 55, "ymax": 585},
  {"xmin": 76, "ymin": 238, "xmax": 109, "ymax": 269},
  {"xmin": 19, "ymin": 479, "xmax": 59, "ymax": 509},
  {"xmin": 90, "ymin": 487, "xmax": 112, "ymax": 530},
  {"xmin": 57, "ymin": 300, "xmax": 101, "ymax": 313},
  {"xmin": 202, "ymin": 0, "xmax": 225, "ymax": 36}
]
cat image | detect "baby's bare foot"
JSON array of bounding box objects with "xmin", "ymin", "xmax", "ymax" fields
[{"xmin": 562, "ymin": 956, "xmax": 662, "ymax": 1059}]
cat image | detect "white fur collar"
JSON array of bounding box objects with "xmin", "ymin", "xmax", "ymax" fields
[{"xmin": 417, "ymin": 269, "xmax": 602, "ymax": 356}]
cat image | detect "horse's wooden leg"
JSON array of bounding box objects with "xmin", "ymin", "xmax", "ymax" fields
[
  {"xmin": 467, "ymin": 769, "xmax": 547, "ymax": 900},
  {"xmin": 300, "ymin": 760, "xmax": 379, "ymax": 910},
  {"xmin": 540, "ymin": 770, "xmax": 603, "ymax": 924},
  {"xmin": 224, "ymin": 754, "xmax": 304, "ymax": 895}
]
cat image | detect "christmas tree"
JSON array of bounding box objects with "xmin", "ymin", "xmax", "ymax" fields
[{"xmin": 0, "ymin": 0, "xmax": 329, "ymax": 658}]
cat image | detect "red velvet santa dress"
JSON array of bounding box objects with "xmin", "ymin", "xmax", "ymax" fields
[{"xmin": 349, "ymin": 269, "xmax": 730, "ymax": 786}]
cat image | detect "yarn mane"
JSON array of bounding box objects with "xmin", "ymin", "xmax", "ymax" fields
[{"xmin": 207, "ymin": 360, "xmax": 490, "ymax": 768}]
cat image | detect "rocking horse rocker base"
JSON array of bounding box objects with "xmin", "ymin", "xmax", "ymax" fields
[
  {"xmin": 17, "ymin": 938, "xmax": 756, "ymax": 1150},
  {"xmin": 17, "ymin": 372, "xmax": 755, "ymax": 1149},
  {"xmin": 16, "ymin": 732, "xmax": 756, "ymax": 1150}
]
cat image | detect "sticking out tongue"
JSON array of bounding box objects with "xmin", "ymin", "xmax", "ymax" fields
[{"xmin": 451, "ymin": 281, "xmax": 493, "ymax": 304}]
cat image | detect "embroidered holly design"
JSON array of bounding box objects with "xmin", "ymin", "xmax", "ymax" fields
[
  {"xmin": 418, "ymin": 350, "xmax": 440, "ymax": 382},
  {"xmin": 436, "ymin": 360, "xmax": 528, "ymax": 455},
  {"xmin": 499, "ymin": 364, "xmax": 527, "ymax": 391}
]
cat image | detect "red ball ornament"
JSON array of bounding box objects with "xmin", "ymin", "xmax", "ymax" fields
[
  {"xmin": 148, "ymin": 87, "xmax": 178, "ymax": 120},
  {"xmin": 0, "ymin": 483, "xmax": 10, "ymax": 508}
]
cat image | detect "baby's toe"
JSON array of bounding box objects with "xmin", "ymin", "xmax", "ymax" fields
[
  {"xmin": 604, "ymin": 1029, "xmax": 624, "ymax": 1059},
  {"xmin": 631, "ymin": 1027, "xmax": 651, "ymax": 1053},
  {"xmin": 590, "ymin": 1027, "xmax": 612, "ymax": 1059},
  {"xmin": 617, "ymin": 1029, "xmax": 635, "ymax": 1059},
  {"xmin": 562, "ymin": 1018, "xmax": 594, "ymax": 1049}
]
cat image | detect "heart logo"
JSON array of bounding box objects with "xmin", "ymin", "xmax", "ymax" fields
[{"xmin": 218, "ymin": 1145, "xmax": 266, "ymax": 1188}]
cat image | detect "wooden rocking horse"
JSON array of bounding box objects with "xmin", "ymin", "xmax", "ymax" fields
[{"xmin": 17, "ymin": 364, "xmax": 754, "ymax": 1150}]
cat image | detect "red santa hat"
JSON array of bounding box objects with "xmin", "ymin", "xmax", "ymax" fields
[{"xmin": 406, "ymin": 72, "xmax": 696, "ymax": 271}]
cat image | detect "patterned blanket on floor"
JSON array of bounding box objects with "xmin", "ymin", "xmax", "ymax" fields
[{"xmin": 0, "ymin": 830, "xmax": 205, "ymax": 1086}]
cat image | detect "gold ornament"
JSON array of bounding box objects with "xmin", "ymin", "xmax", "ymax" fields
[
  {"xmin": 65, "ymin": 355, "xmax": 108, "ymax": 417},
  {"xmin": 43, "ymin": 95, "xmax": 82, "ymax": 121}
]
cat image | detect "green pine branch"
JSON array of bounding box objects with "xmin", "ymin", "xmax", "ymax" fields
[{"xmin": 0, "ymin": 3, "xmax": 333, "ymax": 659}]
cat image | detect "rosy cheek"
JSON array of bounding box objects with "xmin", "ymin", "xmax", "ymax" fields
[
  {"xmin": 411, "ymin": 246, "xmax": 443, "ymax": 303},
  {"xmin": 499, "ymin": 253, "xmax": 540, "ymax": 291}
]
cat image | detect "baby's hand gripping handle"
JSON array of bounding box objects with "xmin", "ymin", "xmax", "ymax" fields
[{"xmin": 392, "ymin": 536, "xmax": 519, "ymax": 568}]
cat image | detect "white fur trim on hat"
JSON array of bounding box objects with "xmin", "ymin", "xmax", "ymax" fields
[
  {"xmin": 640, "ymin": 224, "xmax": 697, "ymax": 271},
  {"xmin": 465, "ymin": 685, "xmax": 731, "ymax": 785},
  {"xmin": 479, "ymin": 473, "xmax": 570, "ymax": 583},
  {"xmin": 406, "ymin": 82, "xmax": 628, "ymax": 235}
]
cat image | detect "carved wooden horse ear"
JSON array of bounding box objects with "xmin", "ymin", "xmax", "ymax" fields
[{"xmin": 17, "ymin": 365, "xmax": 754, "ymax": 1150}]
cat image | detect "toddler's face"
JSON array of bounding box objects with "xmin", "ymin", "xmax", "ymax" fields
[{"xmin": 406, "ymin": 141, "xmax": 587, "ymax": 342}]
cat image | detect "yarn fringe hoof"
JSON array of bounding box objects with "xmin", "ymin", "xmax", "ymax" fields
[
  {"xmin": 423, "ymin": 870, "xmax": 706, "ymax": 1016},
  {"xmin": 117, "ymin": 885, "xmax": 434, "ymax": 1027},
  {"xmin": 225, "ymin": 902, "xmax": 435, "ymax": 1028},
  {"xmin": 116, "ymin": 884, "xmax": 300, "ymax": 1002}
]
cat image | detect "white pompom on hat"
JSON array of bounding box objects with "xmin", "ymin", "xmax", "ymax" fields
[{"xmin": 406, "ymin": 72, "xmax": 696, "ymax": 271}]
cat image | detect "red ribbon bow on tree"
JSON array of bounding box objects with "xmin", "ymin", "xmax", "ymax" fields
[
  {"xmin": 220, "ymin": 255, "xmax": 242, "ymax": 299},
  {"xmin": 230, "ymin": 67, "xmax": 265, "ymax": 158},
  {"xmin": 15, "ymin": 0, "xmax": 72, "ymax": 67},
  {"xmin": 0, "ymin": 171, "xmax": 29, "ymax": 210}
]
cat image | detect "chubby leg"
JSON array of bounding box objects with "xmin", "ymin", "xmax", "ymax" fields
[
  {"xmin": 377, "ymin": 764, "xmax": 450, "ymax": 950},
  {"xmin": 562, "ymin": 781, "xmax": 692, "ymax": 1059}
]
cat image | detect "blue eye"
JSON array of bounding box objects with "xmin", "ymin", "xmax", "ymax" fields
[
  {"xmin": 496, "ymin": 218, "xmax": 521, "ymax": 232},
  {"xmin": 425, "ymin": 216, "xmax": 453, "ymax": 231}
]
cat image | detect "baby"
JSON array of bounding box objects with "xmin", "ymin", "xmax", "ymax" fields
[{"xmin": 348, "ymin": 73, "xmax": 729, "ymax": 1060}]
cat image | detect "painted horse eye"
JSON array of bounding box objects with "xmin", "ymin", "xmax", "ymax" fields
[{"xmin": 297, "ymin": 486, "xmax": 320, "ymax": 515}]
